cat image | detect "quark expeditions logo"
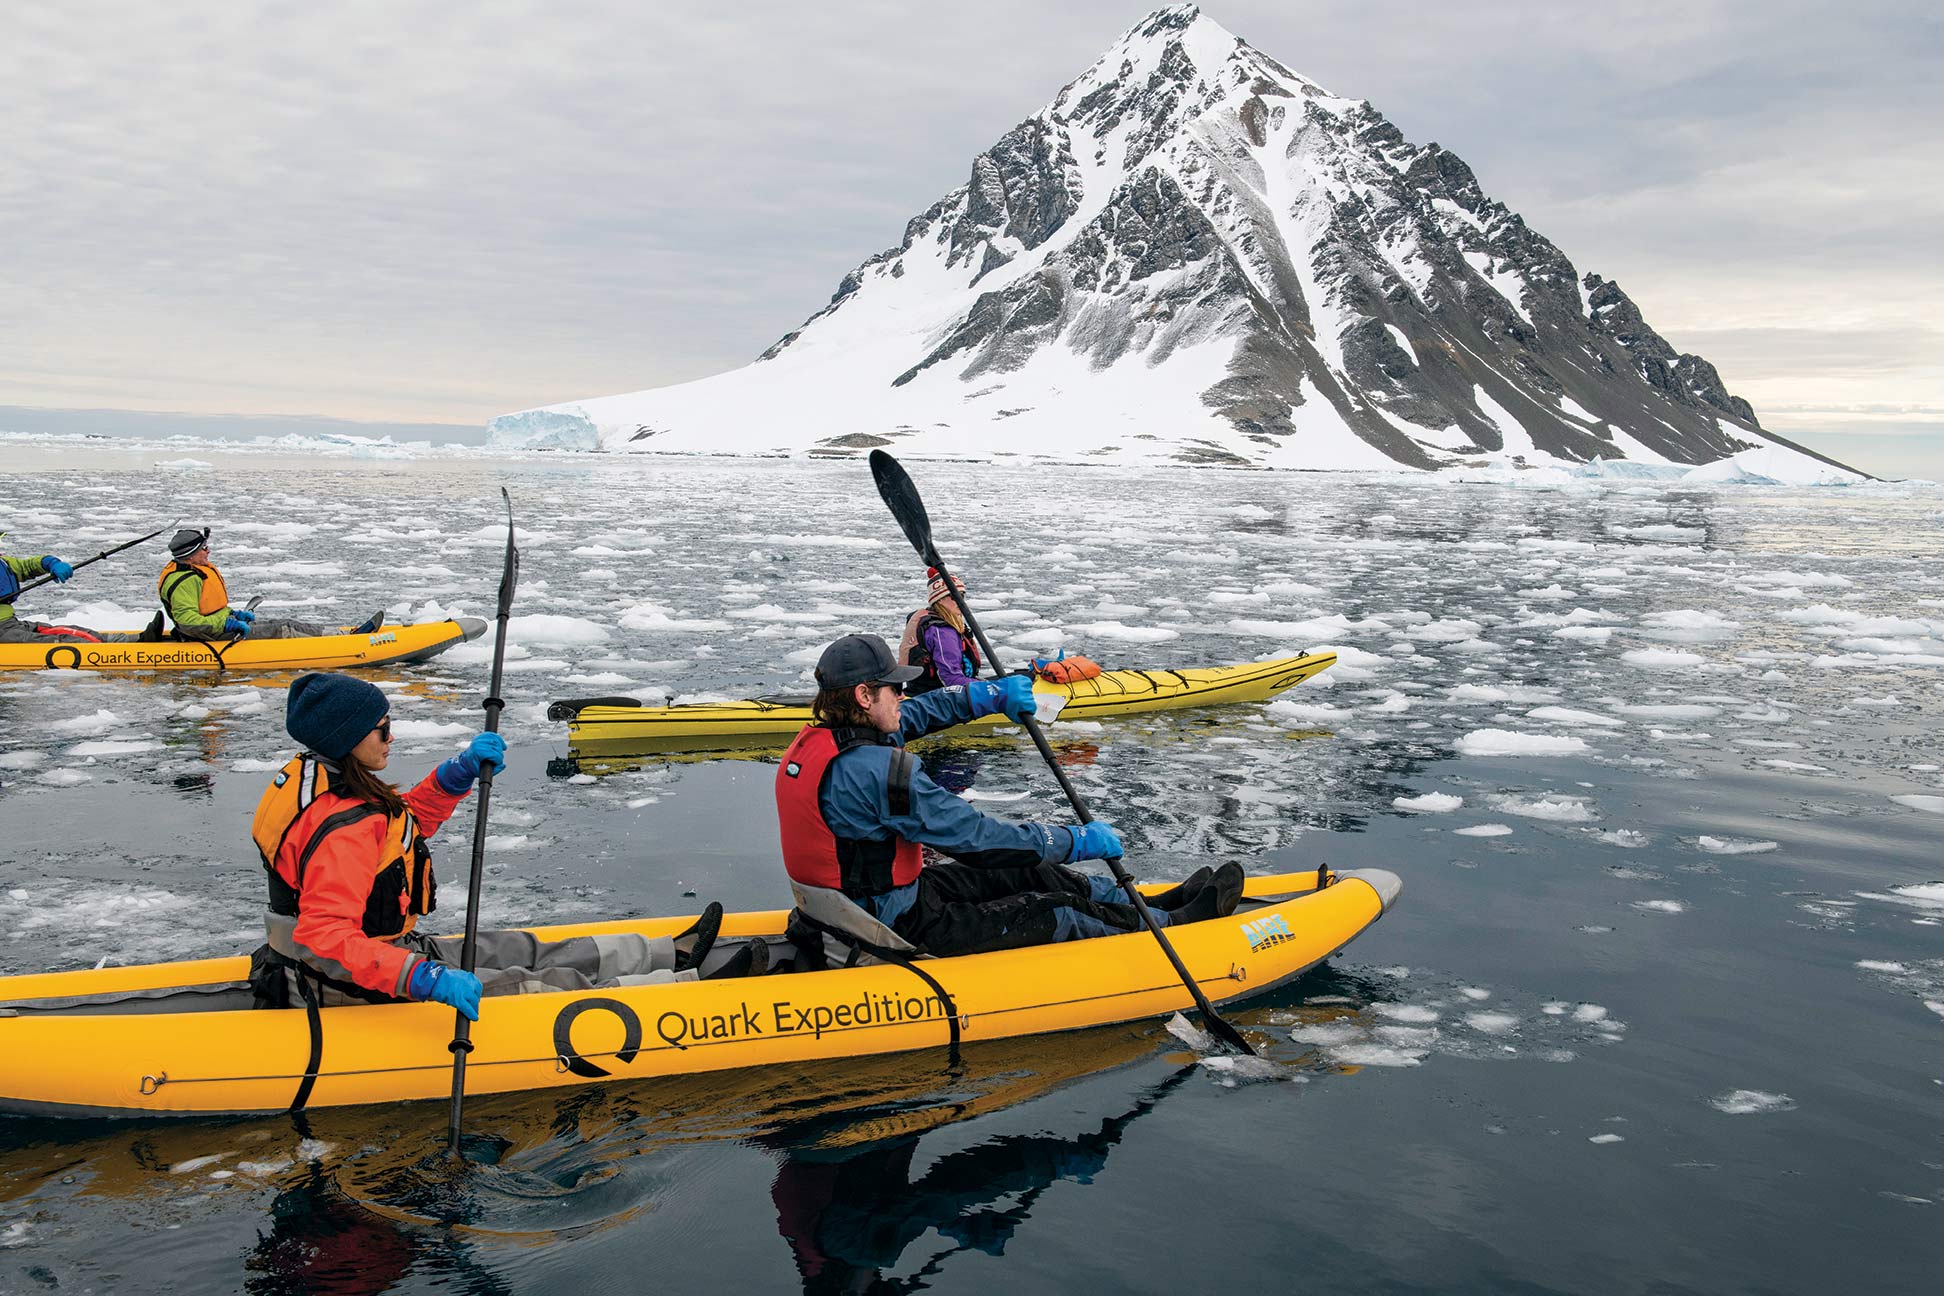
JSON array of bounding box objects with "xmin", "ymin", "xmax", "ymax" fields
[
  {"xmin": 1240, "ymin": 913, "xmax": 1294, "ymax": 952},
  {"xmin": 42, "ymin": 645, "xmax": 219, "ymax": 669},
  {"xmin": 550, "ymin": 989, "xmax": 952, "ymax": 1071}
]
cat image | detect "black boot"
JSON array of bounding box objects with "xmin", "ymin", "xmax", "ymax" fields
[
  {"xmin": 1171, "ymin": 864, "xmax": 1246, "ymax": 925},
  {"xmin": 673, "ymin": 902, "xmax": 723, "ymax": 972},
  {"xmin": 138, "ymin": 611, "xmax": 166, "ymax": 643},
  {"xmin": 703, "ymin": 939, "xmax": 770, "ymax": 980},
  {"xmin": 1148, "ymin": 866, "xmax": 1213, "ymax": 912}
]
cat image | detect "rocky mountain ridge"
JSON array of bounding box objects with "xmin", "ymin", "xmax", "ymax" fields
[{"xmin": 491, "ymin": 5, "xmax": 1855, "ymax": 480}]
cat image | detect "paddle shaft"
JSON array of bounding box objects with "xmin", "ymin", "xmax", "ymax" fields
[
  {"xmin": 12, "ymin": 525, "xmax": 171, "ymax": 595},
  {"xmin": 931, "ymin": 555, "xmax": 1257, "ymax": 1057},
  {"xmin": 448, "ymin": 489, "xmax": 519, "ymax": 1151}
]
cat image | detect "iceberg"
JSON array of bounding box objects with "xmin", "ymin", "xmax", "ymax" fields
[{"xmin": 486, "ymin": 407, "xmax": 601, "ymax": 451}]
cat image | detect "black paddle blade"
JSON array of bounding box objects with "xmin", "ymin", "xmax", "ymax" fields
[
  {"xmin": 868, "ymin": 450, "xmax": 936, "ymax": 562},
  {"xmin": 495, "ymin": 487, "xmax": 521, "ymax": 613}
]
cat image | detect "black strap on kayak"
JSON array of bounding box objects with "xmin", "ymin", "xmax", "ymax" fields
[
  {"xmin": 789, "ymin": 906, "xmax": 961, "ymax": 1058},
  {"xmin": 288, "ymin": 966, "xmax": 325, "ymax": 1114}
]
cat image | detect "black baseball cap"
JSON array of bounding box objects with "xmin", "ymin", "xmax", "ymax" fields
[{"xmin": 815, "ymin": 633, "xmax": 922, "ymax": 689}]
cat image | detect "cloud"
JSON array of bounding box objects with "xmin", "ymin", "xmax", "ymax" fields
[{"xmin": 2, "ymin": 0, "xmax": 1938, "ymax": 436}]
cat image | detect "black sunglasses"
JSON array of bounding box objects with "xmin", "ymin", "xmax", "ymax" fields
[{"xmin": 374, "ymin": 719, "xmax": 392, "ymax": 742}]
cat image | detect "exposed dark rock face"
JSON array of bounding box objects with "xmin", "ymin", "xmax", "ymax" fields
[{"xmin": 755, "ymin": 4, "xmax": 1790, "ymax": 469}]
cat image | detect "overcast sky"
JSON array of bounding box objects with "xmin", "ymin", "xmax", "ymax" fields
[{"xmin": 6, "ymin": 1, "xmax": 1939, "ymax": 476}]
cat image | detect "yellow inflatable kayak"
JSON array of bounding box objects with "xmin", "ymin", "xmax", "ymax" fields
[
  {"xmin": 0, "ymin": 618, "xmax": 487, "ymax": 673},
  {"xmin": 552, "ymin": 651, "xmax": 1336, "ymax": 756},
  {"xmin": 0, "ymin": 867, "xmax": 1398, "ymax": 1117}
]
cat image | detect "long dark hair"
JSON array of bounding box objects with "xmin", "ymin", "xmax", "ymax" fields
[
  {"xmin": 333, "ymin": 749, "xmax": 405, "ymax": 816},
  {"xmin": 811, "ymin": 685, "xmax": 875, "ymax": 729}
]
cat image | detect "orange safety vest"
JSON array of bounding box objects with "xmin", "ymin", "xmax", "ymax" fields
[
  {"xmin": 157, "ymin": 560, "xmax": 229, "ymax": 616},
  {"xmin": 250, "ymin": 753, "xmax": 434, "ymax": 938}
]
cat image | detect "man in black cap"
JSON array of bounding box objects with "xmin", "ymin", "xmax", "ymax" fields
[
  {"xmin": 158, "ymin": 527, "xmax": 379, "ymax": 640},
  {"xmin": 774, "ymin": 633, "xmax": 1240, "ymax": 960}
]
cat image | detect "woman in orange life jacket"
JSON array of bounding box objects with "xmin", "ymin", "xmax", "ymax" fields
[
  {"xmin": 251, "ymin": 672, "xmax": 740, "ymax": 1020},
  {"xmin": 898, "ymin": 568, "xmax": 980, "ymax": 695},
  {"xmin": 775, "ymin": 634, "xmax": 1243, "ymax": 960},
  {"xmin": 158, "ymin": 527, "xmax": 381, "ymax": 641}
]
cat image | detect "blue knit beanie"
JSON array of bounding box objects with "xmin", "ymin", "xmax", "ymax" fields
[{"xmin": 286, "ymin": 672, "xmax": 389, "ymax": 760}]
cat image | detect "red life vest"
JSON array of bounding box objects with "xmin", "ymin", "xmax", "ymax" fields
[{"xmin": 776, "ymin": 725, "xmax": 922, "ymax": 896}]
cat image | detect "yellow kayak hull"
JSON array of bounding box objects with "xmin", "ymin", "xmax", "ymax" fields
[
  {"xmin": 0, "ymin": 618, "xmax": 486, "ymax": 673},
  {"xmin": 0, "ymin": 868, "xmax": 1398, "ymax": 1117},
  {"xmin": 561, "ymin": 651, "xmax": 1336, "ymax": 756}
]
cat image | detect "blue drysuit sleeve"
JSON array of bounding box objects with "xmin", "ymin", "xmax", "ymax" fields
[
  {"xmin": 895, "ymin": 685, "xmax": 978, "ymax": 742},
  {"xmin": 820, "ymin": 743, "xmax": 1073, "ymax": 868}
]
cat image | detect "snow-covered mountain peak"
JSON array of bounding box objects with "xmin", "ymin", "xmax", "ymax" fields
[{"xmin": 490, "ymin": 8, "xmax": 1859, "ymax": 483}]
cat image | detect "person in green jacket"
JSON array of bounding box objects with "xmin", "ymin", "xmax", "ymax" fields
[
  {"xmin": 159, "ymin": 527, "xmax": 380, "ymax": 641},
  {"xmin": 0, "ymin": 536, "xmax": 143, "ymax": 644}
]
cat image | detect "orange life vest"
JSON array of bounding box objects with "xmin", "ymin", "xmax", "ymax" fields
[
  {"xmin": 157, "ymin": 560, "xmax": 229, "ymax": 616},
  {"xmin": 250, "ymin": 753, "xmax": 434, "ymax": 938}
]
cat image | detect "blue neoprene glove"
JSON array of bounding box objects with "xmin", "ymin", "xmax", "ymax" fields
[
  {"xmin": 1065, "ymin": 821, "xmax": 1124, "ymax": 863},
  {"xmin": 235, "ymin": 608, "xmax": 257, "ymax": 625},
  {"xmin": 408, "ymin": 960, "xmax": 482, "ymax": 1021},
  {"xmin": 223, "ymin": 612, "xmax": 252, "ymax": 636},
  {"xmin": 436, "ymin": 731, "xmax": 507, "ymax": 793},
  {"xmin": 969, "ymin": 675, "xmax": 1038, "ymax": 723},
  {"xmin": 41, "ymin": 557, "xmax": 73, "ymax": 583},
  {"xmin": 1032, "ymin": 649, "xmax": 1066, "ymax": 672}
]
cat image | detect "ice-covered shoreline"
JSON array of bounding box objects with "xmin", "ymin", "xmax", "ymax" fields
[{"xmin": 6, "ymin": 427, "xmax": 1926, "ymax": 488}]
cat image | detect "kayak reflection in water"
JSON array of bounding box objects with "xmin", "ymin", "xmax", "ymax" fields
[
  {"xmin": 765, "ymin": 1069, "xmax": 1192, "ymax": 1292},
  {"xmin": 248, "ymin": 672, "xmax": 735, "ymax": 1021},
  {"xmin": 777, "ymin": 633, "xmax": 1242, "ymax": 961}
]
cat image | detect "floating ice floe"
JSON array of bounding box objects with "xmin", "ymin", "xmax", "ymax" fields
[
  {"xmin": 1394, "ymin": 792, "xmax": 1462, "ymax": 812},
  {"xmin": 1454, "ymin": 824, "xmax": 1514, "ymax": 837},
  {"xmin": 1695, "ymin": 836, "xmax": 1779, "ymax": 855},
  {"xmin": 1456, "ymin": 729, "xmax": 1591, "ymax": 756},
  {"xmin": 1890, "ymin": 794, "xmax": 1944, "ymax": 815},
  {"xmin": 1622, "ymin": 647, "xmax": 1708, "ymax": 669},
  {"xmin": 1710, "ymin": 1089, "xmax": 1797, "ymax": 1115},
  {"xmin": 1526, "ymin": 706, "xmax": 1625, "ymax": 727},
  {"xmin": 1491, "ymin": 793, "xmax": 1598, "ymax": 823}
]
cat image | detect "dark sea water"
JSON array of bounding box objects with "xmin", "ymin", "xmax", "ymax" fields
[{"xmin": 1, "ymin": 443, "xmax": 1940, "ymax": 1293}]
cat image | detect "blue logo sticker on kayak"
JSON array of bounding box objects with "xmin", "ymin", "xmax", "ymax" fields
[{"xmin": 1241, "ymin": 913, "xmax": 1293, "ymax": 951}]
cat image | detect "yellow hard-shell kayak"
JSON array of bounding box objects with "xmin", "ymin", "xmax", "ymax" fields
[
  {"xmin": 0, "ymin": 618, "xmax": 487, "ymax": 673},
  {"xmin": 554, "ymin": 651, "xmax": 1336, "ymax": 756},
  {"xmin": 0, "ymin": 867, "xmax": 1399, "ymax": 1118}
]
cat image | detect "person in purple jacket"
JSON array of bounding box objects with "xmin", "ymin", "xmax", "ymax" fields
[{"xmin": 897, "ymin": 567, "xmax": 980, "ymax": 695}]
